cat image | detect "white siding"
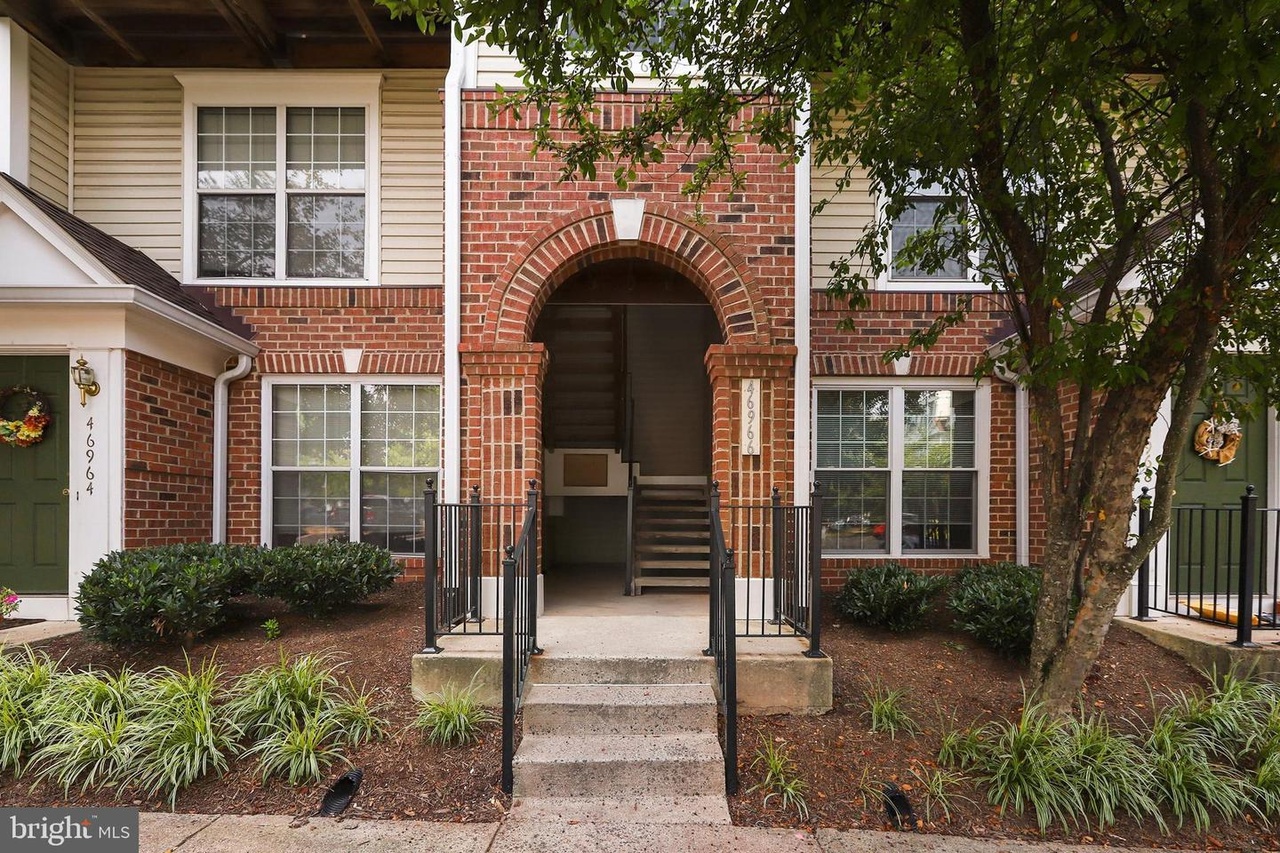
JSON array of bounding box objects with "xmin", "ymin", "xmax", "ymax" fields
[
  {"xmin": 72, "ymin": 70, "xmax": 183, "ymax": 276},
  {"xmin": 473, "ymin": 41, "xmax": 525, "ymax": 90},
  {"xmin": 381, "ymin": 71, "xmax": 445, "ymax": 287},
  {"xmin": 27, "ymin": 39, "xmax": 69, "ymax": 207},
  {"xmin": 811, "ymin": 163, "xmax": 876, "ymax": 289}
]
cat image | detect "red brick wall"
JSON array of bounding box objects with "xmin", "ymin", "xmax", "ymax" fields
[
  {"xmin": 123, "ymin": 352, "xmax": 216, "ymax": 548},
  {"xmin": 810, "ymin": 290, "xmax": 1023, "ymax": 584}
]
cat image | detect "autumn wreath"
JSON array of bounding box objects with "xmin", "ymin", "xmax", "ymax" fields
[
  {"xmin": 0, "ymin": 385, "xmax": 52, "ymax": 448},
  {"xmin": 1193, "ymin": 416, "xmax": 1242, "ymax": 467}
]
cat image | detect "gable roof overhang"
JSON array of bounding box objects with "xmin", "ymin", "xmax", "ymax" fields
[{"xmin": 0, "ymin": 173, "xmax": 257, "ymax": 374}]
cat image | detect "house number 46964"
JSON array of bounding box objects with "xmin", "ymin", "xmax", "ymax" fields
[{"xmin": 84, "ymin": 417, "xmax": 96, "ymax": 496}]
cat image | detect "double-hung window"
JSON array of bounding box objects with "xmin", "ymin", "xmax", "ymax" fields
[
  {"xmin": 880, "ymin": 178, "xmax": 980, "ymax": 288},
  {"xmin": 266, "ymin": 380, "xmax": 441, "ymax": 555},
  {"xmin": 179, "ymin": 74, "xmax": 380, "ymax": 284},
  {"xmin": 816, "ymin": 383, "xmax": 988, "ymax": 556}
]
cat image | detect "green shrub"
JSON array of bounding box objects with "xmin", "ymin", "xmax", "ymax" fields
[
  {"xmin": 834, "ymin": 562, "xmax": 947, "ymax": 632},
  {"xmin": 947, "ymin": 562, "xmax": 1041, "ymax": 659},
  {"xmin": 412, "ymin": 677, "xmax": 496, "ymax": 746},
  {"xmin": 76, "ymin": 543, "xmax": 265, "ymax": 647},
  {"xmin": 256, "ymin": 542, "xmax": 400, "ymax": 617},
  {"xmin": 0, "ymin": 647, "xmax": 59, "ymax": 772}
]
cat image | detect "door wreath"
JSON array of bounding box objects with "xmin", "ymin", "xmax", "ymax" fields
[
  {"xmin": 0, "ymin": 385, "xmax": 52, "ymax": 448},
  {"xmin": 1193, "ymin": 416, "xmax": 1242, "ymax": 467}
]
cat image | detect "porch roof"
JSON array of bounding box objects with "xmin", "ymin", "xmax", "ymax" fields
[
  {"xmin": 0, "ymin": 172, "xmax": 254, "ymax": 345},
  {"xmin": 1, "ymin": 1, "xmax": 448, "ymax": 69}
]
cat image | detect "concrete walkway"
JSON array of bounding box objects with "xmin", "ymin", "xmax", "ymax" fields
[
  {"xmin": 139, "ymin": 813, "xmax": 1196, "ymax": 853},
  {"xmin": 0, "ymin": 619, "xmax": 79, "ymax": 644}
]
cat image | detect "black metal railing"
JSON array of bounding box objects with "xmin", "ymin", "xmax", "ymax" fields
[
  {"xmin": 720, "ymin": 484, "xmax": 824, "ymax": 656},
  {"xmin": 1135, "ymin": 485, "xmax": 1277, "ymax": 646},
  {"xmin": 705, "ymin": 481, "xmax": 738, "ymax": 795},
  {"xmin": 421, "ymin": 483, "xmax": 530, "ymax": 651},
  {"xmin": 501, "ymin": 481, "xmax": 541, "ymax": 794}
]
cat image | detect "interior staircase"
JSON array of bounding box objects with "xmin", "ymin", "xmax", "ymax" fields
[
  {"xmin": 508, "ymin": 652, "xmax": 729, "ymax": 824},
  {"xmin": 631, "ymin": 477, "xmax": 711, "ymax": 594},
  {"xmin": 538, "ymin": 304, "xmax": 625, "ymax": 450}
]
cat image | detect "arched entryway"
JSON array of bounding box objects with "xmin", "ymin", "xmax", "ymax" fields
[
  {"xmin": 458, "ymin": 202, "xmax": 798, "ymax": 608},
  {"xmin": 534, "ymin": 259, "xmax": 723, "ymax": 601}
]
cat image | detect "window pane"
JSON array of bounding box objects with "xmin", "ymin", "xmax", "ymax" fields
[
  {"xmin": 272, "ymin": 471, "xmax": 350, "ymax": 547},
  {"xmin": 286, "ymin": 107, "xmax": 366, "ymax": 190},
  {"xmin": 196, "ymin": 107, "xmax": 276, "ymax": 190},
  {"xmin": 360, "ymin": 471, "xmax": 431, "ymax": 554},
  {"xmin": 889, "ymin": 198, "xmax": 965, "ymax": 279},
  {"xmin": 198, "ymin": 195, "xmax": 275, "ymax": 278},
  {"xmin": 902, "ymin": 471, "xmax": 975, "ymax": 551},
  {"xmin": 287, "ymin": 194, "xmax": 366, "ymax": 279},
  {"xmin": 814, "ymin": 390, "xmax": 889, "ymax": 470},
  {"xmin": 818, "ymin": 470, "xmax": 889, "ymax": 553},
  {"xmin": 361, "ymin": 384, "xmax": 442, "ymax": 468},
  {"xmin": 904, "ymin": 390, "xmax": 976, "ymax": 469},
  {"xmin": 271, "ymin": 384, "xmax": 350, "ymax": 467}
]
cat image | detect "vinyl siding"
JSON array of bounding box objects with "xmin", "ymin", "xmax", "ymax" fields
[
  {"xmin": 72, "ymin": 70, "xmax": 184, "ymax": 277},
  {"xmin": 27, "ymin": 39, "xmax": 70, "ymax": 208},
  {"xmin": 381, "ymin": 71, "xmax": 445, "ymax": 287},
  {"xmin": 811, "ymin": 162, "xmax": 877, "ymax": 289},
  {"xmin": 473, "ymin": 41, "xmax": 525, "ymax": 90}
]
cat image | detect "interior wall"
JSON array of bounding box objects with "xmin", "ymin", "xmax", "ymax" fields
[{"xmin": 627, "ymin": 305, "xmax": 718, "ymax": 476}]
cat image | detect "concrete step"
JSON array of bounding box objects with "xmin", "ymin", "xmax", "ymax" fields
[
  {"xmin": 636, "ymin": 559, "xmax": 710, "ymax": 569},
  {"xmin": 512, "ymin": 733, "xmax": 725, "ymax": 798},
  {"xmin": 507, "ymin": 795, "xmax": 731, "ymax": 824},
  {"xmin": 635, "ymin": 577, "xmax": 709, "ymax": 589},
  {"xmin": 530, "ymin": 655, "xmax": 714, "ymax": 685},
  {"xmin": 522, "ymin": 683, "xmax": 717, "ymax": 736}
]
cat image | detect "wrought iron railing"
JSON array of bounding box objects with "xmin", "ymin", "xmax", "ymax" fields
[
  {"xmin": 1134, "ymin": 485, "xmax": 1277, "ymax": 646},
  {"xmin": 705, "ymin": 481, "xmax": 738, "ymax": 795},
  {"xmin": 720, "ymin": 485, "xmax": 824, "ymax": 656},
  {"xmin": 421, "ymin": 483, "xmax": 528, "ymax": 650},
  {"xmin": 501, "ymin": 481, "xmax": 541, "ymax": 794}
]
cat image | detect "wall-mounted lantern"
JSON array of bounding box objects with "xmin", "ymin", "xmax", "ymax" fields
[{"xmin": 71, "ymin": 357, "xmax": 100, "ymax": 407}]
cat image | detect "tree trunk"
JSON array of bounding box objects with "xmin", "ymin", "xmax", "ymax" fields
[{"xmin": 1037, "ymin": 566, "xmax": 1134, "ymax": 716}]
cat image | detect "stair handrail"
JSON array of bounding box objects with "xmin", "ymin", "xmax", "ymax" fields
[
  {"xmin": 704, "ymin": 481, "xmax": 739, "ymax": 794},
  {"xmin": 501, "ymin": 480, "xmax": 541, "ymax": 794}
]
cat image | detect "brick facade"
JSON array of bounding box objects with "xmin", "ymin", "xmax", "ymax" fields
[
  {"xmin": 199, "ymin": 90, "xmax": 1028, "ymax": 585},
  {"xmin": 122, "ymin": 352, "xmax": 216, "ymax": 548}
]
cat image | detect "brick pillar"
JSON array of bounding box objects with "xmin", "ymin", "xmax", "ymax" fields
[
  {"xmin": 706, "ymin": 345, "xmax": 798, "ymax": 579},
  {"xmin": 458, "ymin": 343, "xmax": 548, "ymax": 504}
]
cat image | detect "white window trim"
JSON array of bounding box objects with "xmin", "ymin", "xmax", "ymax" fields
[
  {"xmin": 875, "ymin": 185, "xmax": 985, "ymax": 292},
  {"xmin": 812, "ymin": 377, "xmax": 991, "ymax": 558},
  {"xmin": 177, "ymin": 72, "xmax": 383, "ymax": 287},
  {"xmin": 260, "ymin": 375, "xmax": 443, "ymax": 553}
]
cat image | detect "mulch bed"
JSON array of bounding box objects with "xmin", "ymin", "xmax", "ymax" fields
[
  {"xmin": 731, "ymin": 609, "xmax": 1279, "ymax": 851},
  {"xmin": 1, "ymin": 583, "xmax": 1276, "ymax": 850},
  {"xmin": 0, "ymin": 618, "xmax": 45, "ymax": 631},
  {"xmin": 0, "ymin": 584, "xmax": 506, "ymax": 823}
]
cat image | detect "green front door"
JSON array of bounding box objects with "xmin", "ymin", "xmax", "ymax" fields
[
  {"xmin": 0, "ymin": 356, "xmax": 70, "ymax": 594},
  {"xmin": 1171, "ymin": 378, "xmax": 1268, "ymax": 595}
]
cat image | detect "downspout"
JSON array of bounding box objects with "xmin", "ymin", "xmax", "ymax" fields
[
  {"xmin": 443, "ymin": 30, "xmax": 466, "ymax": 503},
  {"xmin": 793, "ymin": 91, "xmax": 812, "ymax": 502},
  {"xmin": 993, "ymin": 363, "xmax": 1030, "ymax": 565},
  {"xmin": 213, "ymin": 354, "xmax": 253, "ymax": 543}
]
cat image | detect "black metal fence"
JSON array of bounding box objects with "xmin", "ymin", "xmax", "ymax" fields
[
  {"xmin": 421, "ymin": 484, "xmax": 530, "ymax": 651},
  {"xmin": 501, "ymin": 482, "xmax": 541, "ymax": 794},
  {"xmin": 1135, "ymin": 485, "xmax": 1278, "ymax": 646},
  {"xmin": 719, "ymin": 484, "xmax": 824, "ymax": 656},
  {"xmin": 705, "ymin": 482, "xmax": 738, "ymax": 795}
]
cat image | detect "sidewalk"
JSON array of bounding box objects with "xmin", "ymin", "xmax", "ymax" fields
[{"xmin": 140, "ymin": 813, "xmax": 1196, "ymax": 853}]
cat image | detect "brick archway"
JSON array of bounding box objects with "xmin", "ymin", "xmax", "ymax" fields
[{"xmin": 486, "ymin": 202, "xmax": 773, "ymax": 345}]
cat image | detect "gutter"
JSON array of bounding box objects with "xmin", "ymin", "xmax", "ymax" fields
[
  {"xmin": 442, "ymin": 30, "xmax": 466, "ymax": 504},
  {"xmin": 992, "ymin": 361, "xmax": 1030, "ymax": 565},
  {"xmin": 793, "ymin": 92, "xmax": 812, "ymax": 502},
  {"xmin": 213, "ymin": 354, "xmax": 253, "ymax": 542}
]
